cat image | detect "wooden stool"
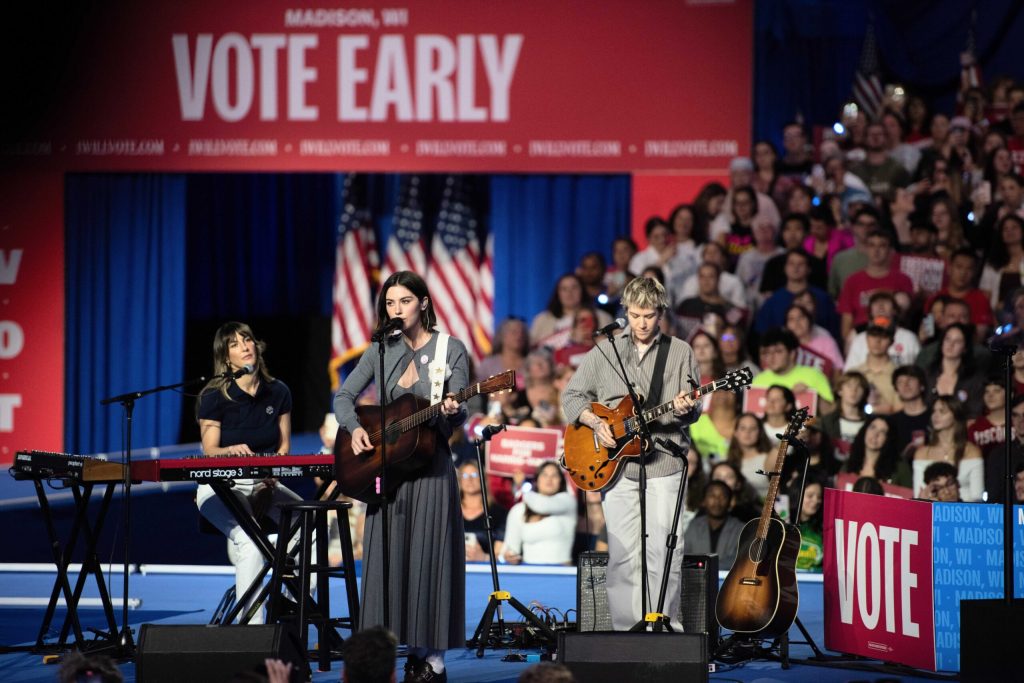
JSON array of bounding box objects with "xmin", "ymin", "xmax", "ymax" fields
[{"xmin": 266, "ymin": 500, "xmax": 360, "ymax": 673}]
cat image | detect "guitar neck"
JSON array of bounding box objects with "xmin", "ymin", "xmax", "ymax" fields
[
  {"xmin": 755, "ymin": 437, "xmax": 791, "ymax": 540},
  {"xmin": 638, "ymin": 377, "xmax": 727, "ymax": 423},
  {"xmin": 396, "ymin": 382, "xmax": 485, "ymax": 432}
]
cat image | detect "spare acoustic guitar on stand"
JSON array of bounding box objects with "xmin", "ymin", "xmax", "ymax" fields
[
  {"xmin": 334, "ymin": 370, "xmax": 515, "ymax": 502},
  {"xmin": 560, "ymin": 367, "xmax": 752, "ymax": 492},
  {"xmin": 715, "ymin": 407, "xmax": 809, "ymax": 639}
]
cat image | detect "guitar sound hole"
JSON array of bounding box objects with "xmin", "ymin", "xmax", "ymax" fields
[{"xmin": 749, "ymin": 538, "xmax": 766, "ymax": 564}]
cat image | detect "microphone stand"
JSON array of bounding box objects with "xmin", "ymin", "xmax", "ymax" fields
[
  {"xmin": 369, "ymin": 324, "xmax": 398, "ymax": 631},
  {"xmin": 988, "ymin": 338, "xmax": 1017, "ymax": 604},
  {"xmin": 630, "ymin": 438, "xmax": 688, "ymax": 632},
  {"xmin": 98, "ymin": 371, "xmax": 225, "ymax": 657},
  {"xmin": 466, "ymin": 425, "xmax": 556, "ymax": 657},
  {"xmin": 601, "ymin": 328, "xmax": 657, "ymax": 624}
]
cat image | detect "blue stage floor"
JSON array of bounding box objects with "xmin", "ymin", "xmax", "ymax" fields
[{"xmin": 0, "ymin": 564, "xmax": 950, "ymax": 683}]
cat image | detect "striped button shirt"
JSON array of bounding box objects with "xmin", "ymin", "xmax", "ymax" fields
[{"xmin": 561, "ymin": 331, "xmax": 702, "ymax": 480}]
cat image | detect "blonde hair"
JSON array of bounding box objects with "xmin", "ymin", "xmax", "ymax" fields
[{"xmin": 621, "ymin": 275, "xmax": 669, "ymax": 312}]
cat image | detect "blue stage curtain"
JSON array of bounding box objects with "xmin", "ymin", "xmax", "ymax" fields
[
  {"xmin": 184, "ymin": 173, "xmax": 343, "ymax": 319},
  {"xmin": 489, "ymin": 174, "xmax": 631, "ymax": 323},
  {"xmin": 64, "ymin": 174, "xmax": 187, "ymax": 454}
]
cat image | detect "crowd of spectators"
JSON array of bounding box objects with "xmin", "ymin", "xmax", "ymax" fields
[{"xmin": 455, "ymin": 79, "xmax": 1024, "ymax": 574}]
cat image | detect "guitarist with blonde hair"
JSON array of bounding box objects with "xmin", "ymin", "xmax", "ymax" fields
[{"xmin": 561, "ymin": 275, "xmax": 701, "ymax": 630}]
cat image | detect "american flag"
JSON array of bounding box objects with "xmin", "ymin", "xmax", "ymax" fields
[
  {"xmin": 426, "ymin": 175, "xmax": 492, "ymax": 362},
  {"xmin": 380, "ymin": 174, "xmax": 427, "ymax": 284},
  {"xmin": 852, "ymin": 20, "xmax": 884, "ymax": 121},
  {"xmin": 329, "ymin": 174, "xmax": 379, "ymax": 389}
]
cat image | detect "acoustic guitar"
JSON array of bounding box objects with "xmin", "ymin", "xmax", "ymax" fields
[
  {"xmin": 334, "ymin": 370, "xmax": 515, "ymax": 502},
  {"xmin": 560, "ymin": 367, "xmax": 752, "ymax": 491},
  {"xmin": 715, "ymin": 406, "xmax": 809, "ymax": 638}
]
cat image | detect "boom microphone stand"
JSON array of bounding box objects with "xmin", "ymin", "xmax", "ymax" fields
[
  {"xmin": 466, "ymin": 424, "xmax": 556, "ymax": 657},
  {"xmin": 98, "ymin": 370, "xmax": 233, "ymax": 657}
]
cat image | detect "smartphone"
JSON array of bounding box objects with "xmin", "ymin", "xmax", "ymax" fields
[{"xmin": 465, "ymin": 532, "xmax": 479, "ymax": 546}]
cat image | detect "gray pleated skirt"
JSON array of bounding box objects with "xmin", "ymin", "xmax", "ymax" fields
[{"xmin": 359, "ymin": 444, "xmax": 466, "ymax": 649}]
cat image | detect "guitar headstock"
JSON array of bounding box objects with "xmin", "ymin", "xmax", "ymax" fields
[
  {"xmin": 721, "ymin": 366, "xmax": 754, "ymax": 391},
  {"xmin": 480, "ymin": 370, "xmax": 516, "ymax": 394},
  {"xmin": 784, "ymin": 406, "xmax": 811, "ymax": 440}
]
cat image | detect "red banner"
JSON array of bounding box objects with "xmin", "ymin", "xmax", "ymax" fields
[
  {"xmin": 485, "ymin": 425, "xmax": 562, "ymax": 478},
  {"xmin": 0, "ymin": 172, "xmax": 65, "ymax": 462},
  {"xmin": 823, "ymin": 489, "xmax": 936, "ymax": 671},
  {"xmin": 3, "ymin": 0, "xmax": 751, "ymax": 173}
]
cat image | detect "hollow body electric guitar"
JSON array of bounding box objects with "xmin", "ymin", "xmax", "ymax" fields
[
  {"xmin": 715, "ymin": 407, "xmax": 809, "ymax": 638},
  {"xmin": 334, "ymin": 370, "xmax": 515, "ymax": 502},
  {"xmin": 560, "ymin": 367, "xmax": 752, "ymax": 492}
]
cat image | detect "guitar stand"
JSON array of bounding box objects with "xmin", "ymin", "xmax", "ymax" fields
[{"xmin": 466, "ymin": 427, "xmax": 556, "ymax": 657}]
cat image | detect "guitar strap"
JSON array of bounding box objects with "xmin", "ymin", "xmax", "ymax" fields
[
  {"xmin": 643, "ymin": 335, "xmax": 672, "ymax": 410},
  {"xmin": 428, "ymin": 332, "xmax": 451, "ymax": 405}
]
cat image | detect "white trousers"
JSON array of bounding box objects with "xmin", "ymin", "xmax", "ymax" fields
[
  {"xmin": 603, "ymin": 473, "xmax": 686, "ymax": 631},
  {"xmin": 197, "ymin": 481, "xmax": 308, "ymax": 624}
]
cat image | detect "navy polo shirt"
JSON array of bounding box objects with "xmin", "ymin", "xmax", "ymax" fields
[{"xmin": 197, "ymin": 379, "xmax": 291, "ymax": 453}]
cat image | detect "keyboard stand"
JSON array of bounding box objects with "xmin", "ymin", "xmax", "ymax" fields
[{"xmin": 31, "ymin": 479, "xmax": 120, "ymax": 652}]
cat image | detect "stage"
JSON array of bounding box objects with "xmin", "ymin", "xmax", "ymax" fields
[{"xmin": 0, "ymin": 563, "xmax": 951, "ymax": 683}]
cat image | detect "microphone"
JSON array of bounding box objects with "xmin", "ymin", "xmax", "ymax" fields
[
  {"xmin": 371, "ymin": 317, "xmax": 404, "ymax": 342},
  {"xmin": 481, "ymin": 424, "xmax": 507, "ymax": 441},
  {"xmin": 225, "ymin": 364, "xmax": 254, "ymax": 380},
  {"xmin": 593, "ymin": 318, "xmax": 626, "ymax": 338}
]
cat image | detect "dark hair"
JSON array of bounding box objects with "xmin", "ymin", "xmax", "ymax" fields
[
  {"xmin": 852, "ymin": 204, "xmax": 882, "ymax": 225},
  {"xmin": 760, "ymin": 327, "xmax": 799, "ymax": 352},
  {"xmin": 197, "ymin": 322, "xmax": 276, "ymax": 411},
  {"xmin": 693, "ymin": 182, "xmax": 728, "ymax": 227},
  {"xmin": 782, "ymin": 214, "xmax": 806, "ymax": 235},
  {"xmin": 846, "ymin": 416, "xmax": 901, "ymax": 482},
  {"xmin": 809, "ymin": 203, "xmax": 835, "ymax": 227},
  {"xmin": 928, "ymin": 322, "xmax": 975, "ymax": 378},
  {"xmin": 612, "ymin": 235, "xmax": 638, "ymax": 254},
  {"xmin": 792, "ymin": 478, "xmax": 825, "ymax": 532},
  {"xmin": 892, "ymin": 364, "xmax": 926, "ymax": 389},
  {"xmin": 644, "ymin": 216, "xmax": 670, "ymax": 238},
  {"xmin": 704, "ymin": 479, "xmax": 734, "ymax": 503},
  {"xmin": 732, "ymin": 185, "xmax": 759, "ymax": 218},
  {"xmin": 544, "ymin": 273, "xmax": 585, "ymax": 318},
  {"xmin": 726, "ymin": 412, "xmax": 772, "ymax": 469},
  {"xmin": 988, "ymin": 213, "xmax": 1024, "ymax": 269},
  {"xmin": 58, "ymin": 652, "xmax": 124, "ymax": 683},
  {"xmin": 580, "ymin": 250, "xmax": 607, "ymax": 271},
  {"xmin": 765, "ymin": 384, "xmax": 797, "ymax": 418},
  {"xmin": 492, "ymin": 316, "xmax": 528, "ymax": 355},
  {"xmin": 691, "ymin": 329, "xmax": 726, "ymax": 379},
  {"xmin": 377, "ymin": 270, "xmax": 437, "ymax": 331},
  {"xmin": 949, "ymin": 246, "xmax": 977, "ymax": 265},
  {"xmin": 524, "ymin": 461, "xmax": 568, "ymax": 522},
  {"xmin": 852, "ymin": 476, "xmax": 885, "ymax": 495},
  {"xmin": 923, "ymin": 461, "xmax": 958, "ymax": 485},
  {"xmin": 866, "ymin": 228, "xmax": 894, "ymax": 246},
  {"xmin": 927, "ymin": 395, "xmax": 970, "ymax": 464},
  {"xmin": 836, "ymin": 371, "xmax": 870, "ymax": 415},
  {"xmin": 343, "ymin": 626, "xmax": 398, "ymax": 683},
  {"xmin": 669, "ymin": 203, "xmax": 707, "ymax": 244}
]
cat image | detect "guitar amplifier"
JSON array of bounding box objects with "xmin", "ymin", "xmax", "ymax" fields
[
  {"xmin": 577, "ymin": 551, "xmax": 612, "ymax": 631},
  {"xmin": 679, "ymin": 554, "xmax": 719, "ymax": 645},
  {"xmin": 577, "ymin": 551, "xmax": 718, "ymax": 639}
]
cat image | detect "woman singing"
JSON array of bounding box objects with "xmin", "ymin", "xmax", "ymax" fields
[
  {"xmin": 196, "ymin": 322, "xmax": 302, "ymax": 625},
  {"xmin": 334, "ymin": 271, "xmax": 467, "ymax": 683}
]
